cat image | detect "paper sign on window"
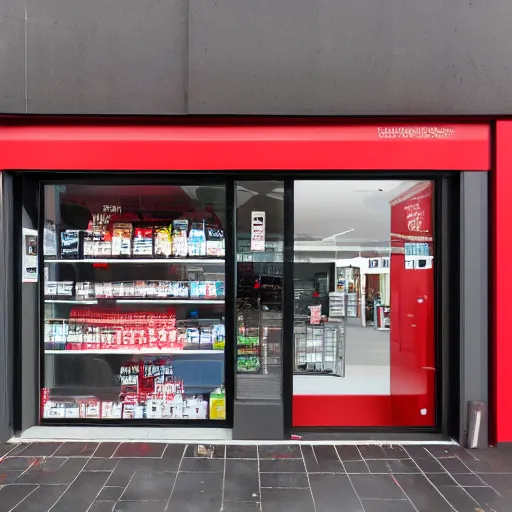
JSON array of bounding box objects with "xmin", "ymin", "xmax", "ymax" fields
[{"xmin": 250, "ymin": 211, "xmax": 266, "ymax": 252}]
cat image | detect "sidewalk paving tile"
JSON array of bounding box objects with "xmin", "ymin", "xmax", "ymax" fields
[{"xmin": 0, "ymin": 441, "xmax": 510, "ymax": 512}]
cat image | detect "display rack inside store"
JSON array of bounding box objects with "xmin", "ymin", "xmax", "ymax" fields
[
  {"xmin": 45, "ymin": 258, "xmax": 224, "ymax": 264},
  {"xmin": 45, "ymin": 259, "xmax": 226, "ymax": 354},
  {"xmin": 42, "ymin": 187, "xmax": 229, "ymax": 422}
]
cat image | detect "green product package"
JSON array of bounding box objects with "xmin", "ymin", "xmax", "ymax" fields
[
  {"xmin": 237, "ymin": 356, "xmax": 261, "ymax": 373},
  {"xmin": 237, "ymin": 335, "xmax": 259, "ymax": 346}
]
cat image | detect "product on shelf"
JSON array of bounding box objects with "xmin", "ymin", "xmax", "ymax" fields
[
  {"xmin": 53, "ymin": 279, "xmax": 224, "ymax": 300},
  {"xmin": 237, "ymin": 355, "xmax": 261, "ymax": 373},
  {"xmin": 212, "ymin": 324, "xmax": 225, "ymax": 350},
  {"xmin": 94, "ymin": 282, "xmax": 114, "ymax": 299},
  {"xmin": 75, "ymin": 281, "xmax": 95, "ymax": 300},
  {"xmin": 43, "ymin": 221, "xmax": 58, "ymax": 257},
  {"xmin": 101, "ymin": 401, "xmax": 123, "ymax": 419},
  {"xmin": 188, "ymin": 222, "xmax": 207, "ymax": 257},
  {"xmin": 206, "ymin": 226, "xmax": 225, "ymax": 257},
  {"xmin": 43, "ymin": 336, "xmax": 223, "ymax": 420},
  {"xmin": 189, "ymin": 280, "xmax": 224, "ymax": 299},
  {"xmin": 112, "ymin": 223, "xmax": 133, "ymax": 257},
  {"xmin": 117, "ymin": 358, "xmax": 209, "ymax": 419},
  {"xmin": 43, "ymin": 398, "xmax": 80, "ymax": 418},
  {"xmin": 172, "ymin": 220, "xmax": 189, "ymax": 257},
  {"xmin": 60, "ymin": 230, "xmax": 80, "ymax": 259},
  {"xmin": 237, "ymin": 335, "xmax": 260, "ymax": 346},
  {"xmin": 209, "ymin": 385, "xmax": 226, "ymax": 420},
  {"xmin": 45, "ymin": 308, "xmax": 183, "ymax": 351},
  {"xmin": 154, "ymin": 226, "xmax": 173, "ymax": 258},
  {"xmin": 83, "ymin": 229, "xmax": 112, "ymax": 258},
  {"xmin": 45, "ymin": 280, "xmax": 74, "ymax": 297},
  {"xmin": 169, "ymin": 281, "xmax": 190, "ymax": 298},
  {"xmin": 78, "ymin": 397, "xmax": 101, "ymax": 418},
  {"xmin": 132, "ymin": 227, "xmax": 154, "ymax": 257}
]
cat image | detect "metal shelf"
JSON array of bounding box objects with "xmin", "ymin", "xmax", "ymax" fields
[
  {"xmin": 45, "ymin": 299, "xmax": 224, "ymax": 305},
  {"xmin": 45, "ymin": 300, "xmax": 98, "ymax": 305},
  {"xmin": 44, "ymin": 258, "xmax": 225, "ymax": 264},
  {"xmin": 115, "ymin": 299, "xmax": 224, "ymax": 304},
  {"xmin": 45, "ymin": 348, "xmax": 224, "ymax": 355}
]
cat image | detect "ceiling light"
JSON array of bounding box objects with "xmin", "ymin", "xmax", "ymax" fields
[{"xmin": 322, "ymin": 228, "xmax": 355, "ymax": 242}]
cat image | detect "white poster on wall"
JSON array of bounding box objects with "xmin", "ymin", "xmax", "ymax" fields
[
  {"xmin": 22, "ymin": 228, "xmax": 38, "ymax": 283},
  {"xmin": 250, "ymin": 211, "xmax": 266, "ymax": 252}
]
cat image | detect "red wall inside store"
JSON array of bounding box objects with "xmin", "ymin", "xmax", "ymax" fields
[
  {"xmin": 389, "ymin": 183, "xmax": 435, "ymax": 427},
  {"xmin": 292, "ymin": 395, "xmax": 393, "ymax": 427},
  {"xmin": 495, "ymin": 122, "xmax": 512, "ymax": 442}
]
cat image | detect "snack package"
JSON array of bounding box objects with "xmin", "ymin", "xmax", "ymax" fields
[
  {"xmin": 83, "ymin": 227, "xmax": 111, "ymax": 258},
  {"xmin": 43, "ymin": 221, "xmax": 58, "ymax": 258},
  {"xmin": 206, "ymin": 226, "xmax": 225, "ymax": 257},
  {"xmin": 83, "ymin": 230, "xmax": 95, "ymax": 257},
  {"xmin": 198, "ymin": 282, "xmax": 207, "ymax": 298},
  {"xmin": 57, "ymin": 281, "xmax": 74, "ymax": 297},
  {"xmin": 186, "ymin": 328, "xmax": 200, "ymax": 344},
  {"xmin": 188, "ymin": 222, "xmax": 207, "ymax": 257},
  {"xmin": 97, "ymin": 229, "xmax": 112, "ymax": 257},
  {"xmin": 215, "ymin": 281, "xmax": 225, "ymax": 297},
  {"xmin": 77, "ymin": 397, "xmax": 100, "ymax": 418},
  {"xmin": 45, "ymin": 281, "xmax": 59, "ymax": 297},
  {"xmin": 132, "ymin": 227, "xmax": 153, "ymax": 257},
  {"xmin": 189, "ymin": 281, "xmax": 199, "ymax": 298},
  {"xmin": 206, "ymin": 281, "xmax": 217, "ymax": 298},
  {"xmin": 75, "ymin": 281, "xmax": 95, "ymax": 300},
  {"xmin": 172, "ymin": 220, "xmax": 189, "ymax": 257},
  {"xmin": 154, "ymin": 226, "xmax": 173, "ymax": 258},
  {"xmin": 209, "ymin": 386, "xmax": 226, "ymax": 420},
  {"xmin": 237, "ymin": 356, "xmax": 261, "ymax": 373},
  {"xmin": 60, "ymin": 230, "xmax": 80, "ymax": 259},
  {"xmin": 112, "ymin": 223, "xmax": 132, "ymax": 257},
  {"xmin": 200, "ymin": 328, "xmax": 212, "ymax": 345},
  {"xmin": 212, "ymin": 324, "xmax": 225, "ymax": 350},
  {"xmin": 174, "ymin": 281, "xmax": 189, "ymax": 298},
  {"xmin": 101, "ymin": 401, "xmax": 123, "ymax": 419}
]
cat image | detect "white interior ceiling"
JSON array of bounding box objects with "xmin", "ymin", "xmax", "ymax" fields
[{"xmin": 294, "ymin": 180, "xmax": 419, "ymax": 243}]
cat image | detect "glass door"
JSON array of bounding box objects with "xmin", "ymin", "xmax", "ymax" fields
[
  {"xmin": 292, "ymin": 179, "xmax": 436, "ymax": 428},
  {"xmin": 235, "ymin": 181, "xmax": 284, "ymax": 403},
  {"xmin": 41, "ymin": 183, "xmax": 227, "ymax": 422}
]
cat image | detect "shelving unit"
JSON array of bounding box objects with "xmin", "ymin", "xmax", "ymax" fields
[
  {"xmin": 115, "ymin": 299, "xmax": 224, "ymax": 305},
  {"xmin": 45, "ymin": 349, "xmax": 222, "ymax": 355},
  {"xmin": 42, "ymin": 203, "xmax": 228, "ymax": 422},
  {"xmin": 45, "ymin": 258, "xmax": 225, "ymax": 264},
  {"xmin": 335, "ymin": 266, "xmax": 360, "ymax": 318}
]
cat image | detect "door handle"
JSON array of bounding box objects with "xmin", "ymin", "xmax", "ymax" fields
[{"xmin": 421, "ymin": 366, "xmax": 436, "ymax": 371}]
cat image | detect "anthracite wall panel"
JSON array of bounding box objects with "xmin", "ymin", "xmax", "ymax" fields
[
  {"xmin": 460, "ymin": 173, "xmax": 488, "ymax": 445},
  {"xmin": 1, "ymin": 0, "xmax": 512, "ymax": 114},
  {"xmin": 0, "ymin": 174, "xmax": 14, "ymax": 443},
  {"xmin": 189, "ymin": 0, "xmax": 512, "ymax": 115},
  {"xmin": 0, "ymin": 0, "xmax": 26, "ymax": 113},
  {"xmin": 25, "ymin": 0, "xmax": 187, "ymax": 114}
]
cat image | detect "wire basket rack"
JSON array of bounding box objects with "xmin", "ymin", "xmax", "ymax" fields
[{"xmin": 294, "ymin": 321, "xmax": 345, "ymax": 377}]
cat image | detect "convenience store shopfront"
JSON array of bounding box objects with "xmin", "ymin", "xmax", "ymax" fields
[{"xmin": 0, "ymin": 120, "xmax": 493, "ymax": 443}]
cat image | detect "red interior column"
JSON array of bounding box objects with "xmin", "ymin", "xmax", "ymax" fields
[{"xmin": 495, "ymin": 122, "xmax": 512, "ymax": 442}]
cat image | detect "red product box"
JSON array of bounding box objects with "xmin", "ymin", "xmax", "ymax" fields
[
  {"xmin": 40, "ymin": 387, "xmax": 50, "ymax": 419},
  {"xmin": 77, "ymin": 397, "xmax": 100, "ymax": 418}
]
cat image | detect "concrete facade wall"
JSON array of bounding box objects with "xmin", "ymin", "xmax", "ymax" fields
[{"xmin": 1, "ymin": 0, "xmax": 512, "ymax": 115}]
